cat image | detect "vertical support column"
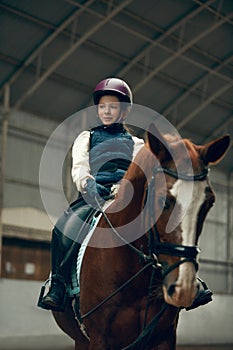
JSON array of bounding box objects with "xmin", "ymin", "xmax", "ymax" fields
[
  {"xmin": 226, "ymin": 172, "xmax": 233, "ymax": 293},
  {"xmin": 0, "ymin": 84, "xmax": 10, "ymax": 276},
  {"xmin": 65, "ymin": 148, "xmax": 72, "ymax": 203}
]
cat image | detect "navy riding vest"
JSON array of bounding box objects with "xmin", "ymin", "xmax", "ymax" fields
[{"xmin": 89, "ymin": 123, "xmax": 134, "ymax": 185}]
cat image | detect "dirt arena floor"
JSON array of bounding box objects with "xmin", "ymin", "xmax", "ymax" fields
[{"xmin": 0, "ymin": 335, "xmax": 232, "ymax": 350}]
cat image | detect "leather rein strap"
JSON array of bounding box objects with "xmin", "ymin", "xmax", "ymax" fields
[{"xmin": 76, "ymin": 166, "xmax": 209, "ymax": 348}]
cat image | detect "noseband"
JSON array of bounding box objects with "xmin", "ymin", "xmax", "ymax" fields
[{"xmin": 147, "ymin": 166, "xmax": 209, "ymax": 277}]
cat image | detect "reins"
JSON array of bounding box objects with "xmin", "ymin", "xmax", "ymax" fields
[
  {"xmin": 76, "ymin": 165, "xmax": 209, "ymax": 348},
  {"xmin": 147, "ymin": 166, "xmax": 209, "ymax": 277},
  {"xmin": 76, "ymin": 195, "xmax": 159, "ymax": 323},
  {"xmin": 80, "ymin": 260, "xmax": 154, "ymax": 320},
  {"xmin": 94, "ymin": 196, "xmax": 154, "ymax": 263}
]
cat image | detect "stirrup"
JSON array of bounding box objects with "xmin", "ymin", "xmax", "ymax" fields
[
  {"xmin": 37, "ymin": 278, "xmax": 66, "ymax": 312},
  {"xmin": 37, "ymin": 278, "xmax": 52, "ymax": 310},
  {"xmin": 185, "ymin": 277, "xmax": 213, "ymax": 311}
]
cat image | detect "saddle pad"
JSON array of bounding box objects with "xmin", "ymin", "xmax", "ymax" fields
[
  {"xmin": 76, "ymin": 200, "xmax": 113, "ymax": 285},
  {"xmin": 76, "ymin": 213, "xmax": 102, "ymax": 284}
]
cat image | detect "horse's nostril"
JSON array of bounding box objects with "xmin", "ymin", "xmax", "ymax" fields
[{"xmin": 167, "ymin": 283, "xmax": 176, "ymax": 296}]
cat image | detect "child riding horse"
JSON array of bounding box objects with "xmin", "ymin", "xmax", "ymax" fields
[
  {"xmin": 39, "ymin": 77, "xmax": 144, "ymax": 311},
  {"xmin": 51, "ymin": 124, "xmax": 230, "ymax": 349}
]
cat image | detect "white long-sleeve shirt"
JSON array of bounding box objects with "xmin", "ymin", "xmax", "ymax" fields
[{"xmin": 71, "ymin": 130, "xmax": 144, "ymax": 192}]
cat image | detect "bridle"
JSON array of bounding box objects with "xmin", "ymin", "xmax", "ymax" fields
[
  {"xmin": 147, "ymin": 166, "xmax": 209, "ymax": 278},
  {"xmin": 75, "ymin": 165, "xmax": 210, "ymax": 348},
  {"xmin": 93, "ymin": 165, "xmax": 209, "ymax": 278}
]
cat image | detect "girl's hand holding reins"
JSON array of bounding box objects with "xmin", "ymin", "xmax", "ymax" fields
[{"xmin": 83, "ymin": 178, "xmax": 110, "ymax": 208}]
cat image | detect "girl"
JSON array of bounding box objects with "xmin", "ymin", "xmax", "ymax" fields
[{"xmin": 39, "ymin": 78, "xmax": 144, "ymax": 311}]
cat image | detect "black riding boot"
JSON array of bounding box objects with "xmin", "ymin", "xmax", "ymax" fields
[
  {"xmin": 38, "ymin": 199, "xmax": 95, "ymax": 311},
  {"xmin": 42, "ymin": 277, "xmax": 66, "ymax": 310},
  {"xmin": 40, "ymin": 230, "xmax": 67, "ymax": 311}
]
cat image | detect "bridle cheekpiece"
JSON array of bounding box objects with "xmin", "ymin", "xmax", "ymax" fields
[{"xmin": 148, "ymin": 166, "xmax": 209, "ymax": 277}]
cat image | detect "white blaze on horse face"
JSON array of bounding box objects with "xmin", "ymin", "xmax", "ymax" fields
[{"xmin": 168, "ymin": 179, "xmax": 206, "ymax": 245}]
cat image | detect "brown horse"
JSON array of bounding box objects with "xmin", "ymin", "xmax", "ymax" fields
[{"xmin": 53, "ymin": 123, "xmax": 230, "ymax": 350}]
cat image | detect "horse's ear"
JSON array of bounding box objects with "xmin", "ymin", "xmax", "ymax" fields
[
  {"xmin": 199, "ymin": 135, "xmax": 230, "ymax": 165},
  {"xmin": 147, "ymin": 123, "xmax": 172, "ymax": 161}
]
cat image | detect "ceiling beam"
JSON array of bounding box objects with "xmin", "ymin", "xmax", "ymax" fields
[
  {"xmin": 132, "ymin": 11, "xmax": 233, "ymax": 94},
  {"xmin": 162, "ymin": 53, "xmax": 233, "ymax": 116},
  {"xmin": 12, "ymin": 0, "xmax": 133, "ymax": 110},
  {"xmin": 201, "ymin": 114, "xmax": 233, "ymax": 143},
  {"xmin": 77, "ymin": 0, "xmax": 232, "ymax": 110},
  {"xmin": 0, "ymin": 0, "xmax": 232, "ymax": 118},
  {"xmin": 0, "ymin": 0, "xmax": 96, "ymax": 95},
  {"xmin": 1, "ymin": 0, "xmax": 231, "ymax": 104},
  {"xmin": 66, "ymin": 0, "xmax": 233, "ymax": 84},
  {"xmin": 176, "ymin": 80, "xmax": 233, "ymax": 130},
  {"xmin": 57, "ymin": 2, "xmax": 232, "ymax": 80},
  {"xmin": 116, "ymin": 0, "xmax": 216, "ymax": 76},
  {"xmin": 68, "ymin": 0, "xmax": 233, "ymax": 79},
  {"xmin": 192, "ymin": 0, "xmax": 233, "ymax": 25}
]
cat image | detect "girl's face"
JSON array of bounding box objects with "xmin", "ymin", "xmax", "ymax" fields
[{"xmin": 98, "ymin": 95, "xmax": 123, "ymax": 125}]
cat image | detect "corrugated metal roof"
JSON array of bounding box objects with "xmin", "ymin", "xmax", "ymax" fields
[{"xmin": 0, "ymin": 0, "xmax": 232, "ymax": 172}]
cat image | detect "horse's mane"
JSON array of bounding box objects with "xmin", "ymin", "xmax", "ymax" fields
[{"xmin": 114, "ymin": 146, "xmax": 151, "ymax": 202}]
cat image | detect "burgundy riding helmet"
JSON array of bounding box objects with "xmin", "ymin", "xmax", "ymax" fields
[{"xmin": 93, "ymin": 78, "xmax": 133, "ymax": 105}]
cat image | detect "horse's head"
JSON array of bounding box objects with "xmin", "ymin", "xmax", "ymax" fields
[{"xmin": 145, "ymin": 123, "xmax": 230, "ymax": 308}]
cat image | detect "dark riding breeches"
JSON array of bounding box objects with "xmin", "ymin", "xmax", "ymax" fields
[{"xmin": 51, "ymin": 197, "xmax": 95, "ymax": 281}]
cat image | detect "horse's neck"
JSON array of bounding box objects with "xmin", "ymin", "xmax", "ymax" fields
[
  {"xmin": 96, "ymin": 149, "xmax": 156, "ymax": 249},
  {"xmin": 109, "ymin": 178, "xmax": 145, "ymax": 225}
]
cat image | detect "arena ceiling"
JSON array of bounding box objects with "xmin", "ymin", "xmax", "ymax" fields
[{"xmin": 0, "ymin": 0, "xmax": 232, "ymax": 173}]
